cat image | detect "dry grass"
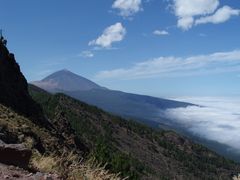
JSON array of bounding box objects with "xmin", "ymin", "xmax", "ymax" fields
[
  {"xmin": 0, "ymin": 104, "xmax": 123, "ymax": 180},
  {"xmin": 31, "ymin": 150, "xmax": 125, "ymax": 180},
  {"xmin": 68, "ymin": 158, "xmax": 127, "ymax": 180},
  {"xmin": 31, "ymin": 152, "xmax": 59, "ymax": 173},
  {"xmin": 233, "ymin": 174, "xmax": 240, "ymax": 180}
]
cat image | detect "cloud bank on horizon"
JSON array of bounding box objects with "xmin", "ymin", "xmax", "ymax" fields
[{"xmin": 164, "ymin": 97, "xmax": 240, "ymax": 152}]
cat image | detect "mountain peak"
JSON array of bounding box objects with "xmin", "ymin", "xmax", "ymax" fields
[
  {"xmin": 32, "ymin": 69, "xmax": 105, "ymax": 92},
  {"xmin": 59, "ymin": 68, "xmax": 71, "ymax": 72},
  {"xmin": 47, "ymin": 68, "xmax": 75, "ymax": 75},
  {"xmin": 57, "ymin": 69, "xmax": 73, "ymax": 73}
]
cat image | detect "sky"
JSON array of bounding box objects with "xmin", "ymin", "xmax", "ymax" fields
[{"xmin": 0, "ymin": 0, "xmax": 240, "ymax": 97}]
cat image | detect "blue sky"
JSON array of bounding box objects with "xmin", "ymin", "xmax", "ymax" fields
[{"xmin": 0, "ymin": 0, "xmax": 240, "ymax": 97}]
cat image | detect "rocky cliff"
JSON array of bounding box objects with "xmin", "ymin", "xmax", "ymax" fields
[{"xmin": 0, "ymin": 40, "xmax": 47, "ymax": 126}]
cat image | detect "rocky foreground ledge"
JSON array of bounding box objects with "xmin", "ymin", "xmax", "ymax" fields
[
  {"xmin": 0, "ymin": 140, "xmax": 31, "ymax": 168},
  {"xmin": 0, "ymin": 140, "xmax": 61, "ymax": 179},
  {"xmin": 0, "ymin": 163, "xmax": 60, "ymax": 180}
]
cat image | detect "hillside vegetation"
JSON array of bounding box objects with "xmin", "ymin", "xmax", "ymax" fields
[
  {"xmin": 0, "ymin": 103, "xmax": 121, "ymax": 179},
  {"xmin": 0, "ymin": 40, "xmax": 120, "ymax": 180},
  {"xmin": 29, "ymin": 84, "xmax": 240, "ymax": 179}
]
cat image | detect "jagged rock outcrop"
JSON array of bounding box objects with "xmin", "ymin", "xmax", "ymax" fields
[{"xmin": 0, "ymin": 40, "xmax": 49, "ymax": 127}]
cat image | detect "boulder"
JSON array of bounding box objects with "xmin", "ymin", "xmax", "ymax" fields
[{"xmin": 0, "ymin": 140, "xmax": 32, "ymax": 169}]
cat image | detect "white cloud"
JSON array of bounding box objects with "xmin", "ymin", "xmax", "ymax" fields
[
  {"xmin": 195, "ymin": 6, "xmax": 240, "ymax": 25},
  {"xmin": 79, "ymin": 51, "xmax": 94, "ymax": 58},
  {"xmin": 95, "ymin": 50, "xmax": 240, "ymax": 79},
  {"xmin": 174, "ymin": 0, "xmax": 219, "ymax": 18},
  {"xmin": 164, "ymin": 97, "xmax": 240, "ymax": 152},
  {"xmin": 172, "ymin": 0, "xmax": 240, "ymax": 30},
  {"xmin": 153, "ymin": 30, "xmax": 169, "ymax": 36},
  {"xmin": 173, "ymin": 0, "xmax": 219, "ymax": 30},
  {"xmin": 177, "ymin": 16, "xmax": 194, "ymax": 30},
  {"xmin": 112, "ymin": 0, "xmax": 142, "ymax": 17},
  {"xmin": 89, "ymin": 23, "xmax": 126, "ymax": 48}
]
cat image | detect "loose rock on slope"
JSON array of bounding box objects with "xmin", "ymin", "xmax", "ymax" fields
[{"xmin": 0, "ymin": 140, "xmax": 32, "ymax": 169}]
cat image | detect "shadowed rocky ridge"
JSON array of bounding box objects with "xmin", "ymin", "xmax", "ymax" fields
[{"xmin": 0, "ymin": 41, "xmax": 48, "ymax": 126}]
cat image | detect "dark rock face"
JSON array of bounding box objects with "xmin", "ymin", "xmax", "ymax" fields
[
  {"xmin": 0, "ymin": 140, "xmax": 32, "ymax": 169},
  {"xmin": 0, "ymin": 41, "xmax": 48, "ymax": 126},
  {"xmin": 0, "ymin": 126, "xmax": 18, "ymax": 144}
]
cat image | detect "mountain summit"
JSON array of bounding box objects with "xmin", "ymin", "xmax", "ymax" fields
[
  {"xmin": 32, "ymin": 69, "xmax": 104, "ymax": 92},
  {"xmin": 32, "ymin": 69, "xmax": 193, "ymax": 128},
  {"xmin": 32, "ymin": 70, "xmax": 191, "ymax": 118}
]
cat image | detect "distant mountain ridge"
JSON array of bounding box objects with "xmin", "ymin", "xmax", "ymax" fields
[
  {"xmin": 31, "ymin": 70, "xmax": 240, "ymax": 163},
  {"xmin": 31, "ymin": 70, "xmax": 192, "ymax": 125},
  {"xmin": 32, "ymin": 69, "xmax": 105, "ymax": 92}
]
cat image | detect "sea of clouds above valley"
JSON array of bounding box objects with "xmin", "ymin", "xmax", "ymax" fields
[{"xmin": 163, "ymin": 97, "xmax": 240, "ymax": 153}]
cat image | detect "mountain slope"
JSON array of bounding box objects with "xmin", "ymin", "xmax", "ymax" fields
[
  {"xmin": 31, "ymin": 70, "xmax": 192, "ymax": 126},
  {"xmin": 0, "ymin": 40, "xmax": 120, "ymax": 179},
  {"xmin": 0, "ymin": 103, "xmax": 121, "ymax": 180},
  {"xmin": 31, "ymin": 70, "xmax": 240, "ymax": 163},
  {"xmin": 31, "ymin": 71, "xmax": 240, "ymax": 162},
  {"xmin": 29, "ymin": 84, "xmax": 240, "ymax": 180},
  {"xmin": 32, "ymin": 69, "xmax": 105, "ymax": 92},
  {"xmin": 64, "ymin": 89, "xmax": 191, "ymax": 124}
]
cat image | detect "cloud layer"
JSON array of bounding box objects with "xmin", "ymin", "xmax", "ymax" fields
[
  {"xmin": 89, "ymin": 23, "xmax": 126, "ymax": 48},
  {"xmin": 112, "ymin": 0, "xmax": 142, "ymax": 17},
  {"xmin": 172, "ymin": 0, "xmax": 240, "ymax": 30},
  {"xmin": 96, "ymin": 50, "xmax": 240, "ymax": 79},
  {"xmin": 164, "ymin": 97, "xmax": 240, "ymax": 152}
]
